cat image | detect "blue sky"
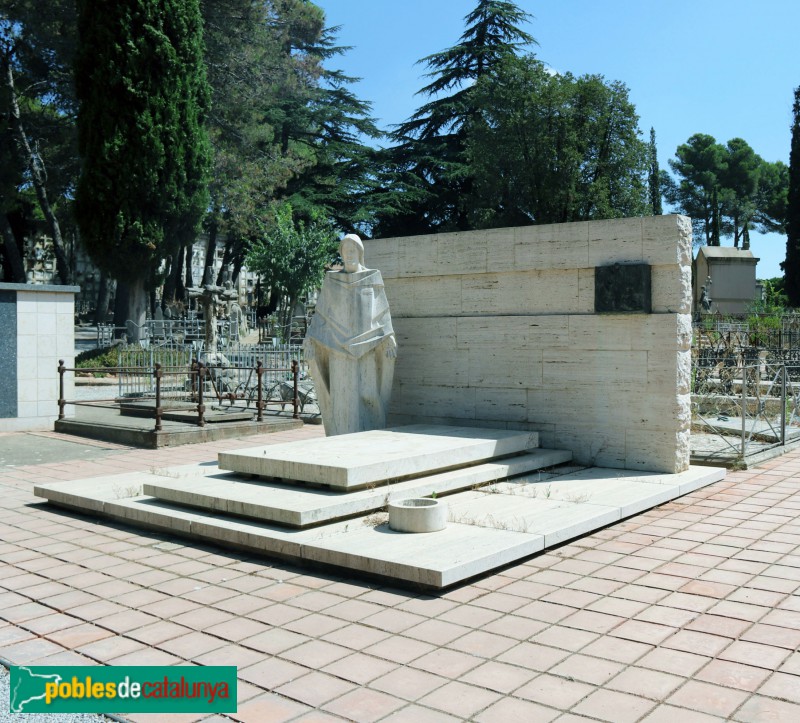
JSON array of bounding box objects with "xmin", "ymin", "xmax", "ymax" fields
[{"xmin": 314, "ymin": 0, "xmax": 799, "ymax": 279}]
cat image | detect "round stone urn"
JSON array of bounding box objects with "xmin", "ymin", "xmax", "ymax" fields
[{"xmin": 388, "ymin": 498, "xmax": 448, "ymax": 533}]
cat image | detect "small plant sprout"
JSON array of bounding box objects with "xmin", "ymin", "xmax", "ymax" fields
[{"xmin": 113, "ymin": 484, "xmax": 142, "ymax": 499}]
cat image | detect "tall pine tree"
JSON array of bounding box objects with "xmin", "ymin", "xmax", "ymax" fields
[
  {"xmin": 784, "ymin": 87, "xmax": 800, "ymax": 306},
  {"xmin": 276, "ymin": 23, "xmax": 382, "ymax": 233},
  {"xmin": 374, "ymin": 0, "xmax": 535, "ymax": 237},
  {"xmin": 74, "ymin": 0, "xmax": 211, "ymax": 336}
]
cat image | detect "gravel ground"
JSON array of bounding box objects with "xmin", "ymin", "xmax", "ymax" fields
[
  {"xmin": 72, "ymin": 380, "xmax": 125, "ymax": 402},
  {"xmin": 0, "ymin": 665, "xmax": 113, "ymax": 722},
  {"xmin": 72, "ymin": 384, "xmax": 119, "ymax": 402}
]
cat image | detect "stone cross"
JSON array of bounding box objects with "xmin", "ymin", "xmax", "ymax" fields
[{"xmin": 187, "ymin": 266, "xmax": 238, "ymax": 353}]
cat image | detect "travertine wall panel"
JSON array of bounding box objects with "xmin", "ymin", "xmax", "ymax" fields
[
  {"xmin": 542, "ymin": 350, "xmax": 648, "ymax": 387},
  {"xmin": 455, "ymin": 316, "xmax": 569, "ymax": 349},
  {"xmin": 367, "ymin": 215, "xmax": 692, "ymax": 473},
  {"xmin": 587, "ymin": 218, "xmax": 644, "ymax": 265},
  {"xmin": 474, "ymin": 387, "xmax": 530, "ymax": 422},
  {"xmin": 651, "ymin": 265, "xmax": 691, "ymax": 314},
  {"xmin": 513, "ymin": 224, "xmax": 590, "ymax": 271}
]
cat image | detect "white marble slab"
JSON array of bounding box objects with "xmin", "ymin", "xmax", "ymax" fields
[
  {"xmin": 217, "ymin": 425, "xmax": 539, "ymax": 489},
  {"xmin": 35, "ymin": 464, "xmax": 726, "ymax": 589},
  {"xmin": 144, "ymin": 449, "xmax": 572, "ymax": 527}
]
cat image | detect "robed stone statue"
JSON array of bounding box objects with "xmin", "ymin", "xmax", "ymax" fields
[{"xmin": 304, "ymin": 234, "xmax": 397, "ymax": 436}]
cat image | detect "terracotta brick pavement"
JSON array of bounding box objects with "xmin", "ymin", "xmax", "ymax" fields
[{"xmin": 2, "ymin": 426, "xmax": 800, "ymax": 721}]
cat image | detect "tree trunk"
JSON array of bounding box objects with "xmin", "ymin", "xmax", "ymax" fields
[
  {"xmin": 203, "ymin": 215, "xmax": 218, "ymax": 271},
  {"xmin": 216, "ymin": 239, "xmax": 233, "ymax": 284},
  {"xmin": 113, "ymin": 281, "xmax": 128, "ymax": 337},
  {"xmin": 176, "ymin": 243, "xmax": 187, "ymax": 299},
  {"xmin": 94, "ymin": 271, "xmax": 112, "ymax": 325},
  {"xmin": 232, "ymin": 255, "xmax": 243, "ymax": 285},
  {"xmin": 710, "ymin": 189, "xmax": 721, "ymax": 246},
  {"xmin": 113, "ymin": 278, "xmax": 148, "ymax": 341},
  {"xmin": 3, "ymin": 57, "xmax": 70, "ymax": 284},
  {"xmin": 162, "ymin": 244, "xmax": 181, "ymax": 306},
  {"xmin": 183, "ymin": 241, "xmax": 194, "ymax": 291},
  {"xmin": 126, "ymin": 277, "xmax": 148, "ymax": 342},
  {"xmin": 0, "ymin": 211, "xmax": 26, "ymax": 282}
]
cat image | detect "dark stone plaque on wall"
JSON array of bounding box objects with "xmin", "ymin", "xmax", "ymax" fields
[
  {"xmin": 0, "ymin": 290, "xmax": 17, "ymax": 418},
  {"xmin": 594, "ymin": 263, "xmax": 651, "ymax": 313}
]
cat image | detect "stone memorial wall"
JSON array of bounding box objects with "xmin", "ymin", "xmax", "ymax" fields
[
  {"xmin": 0, "ymin": 283, "xmax": 78, "ymax": 432},
  {"xmin": 366, "ymin": 215, "xmax": 692, "ymax": 474}
]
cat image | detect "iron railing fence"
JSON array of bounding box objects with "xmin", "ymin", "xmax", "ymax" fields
[
  {"xmin": 98, "ymin": 318, "xmax": 243, "ymax": 348},
  {"xmin": 200, "ymin": 343, "xmax": 310, "ymax": 412},
  {"xmin": 117, "ymin": 340, "xmax": 197, "ymax": 399},
  {"xmin": 59, "ymin": 358, "xmax": 303, "ymax": 432},
  {"xmin": 691, "ymin": 356, "xmax": 800, "ymax": 460},
  {"xmin": 115, "ymin": 341, "xmax": 307, "ymax": 402},
  {"xmin": 693, "ymin": 326, "xmax": 800, "ymax": 369},
  {"xmin": 695, "ymin": 313, "xmax": 800, "ymax": 334}
]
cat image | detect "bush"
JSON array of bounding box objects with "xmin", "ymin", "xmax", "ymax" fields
[{"xmin": 75, "ymin": 346, "xmax": 121, "ymax": 369}]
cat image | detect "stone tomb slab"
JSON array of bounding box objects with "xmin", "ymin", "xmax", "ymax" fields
[
  {"xmin": 217, "ymin": 424, "xmax": 539, "ymax": 490},
  {"xmin": 144, "ymin": 449, "xmax": 573, "ymax": 527},
  {"xmin": 34, "ymin": 464, "xmax": 726, "ymax": 589}
]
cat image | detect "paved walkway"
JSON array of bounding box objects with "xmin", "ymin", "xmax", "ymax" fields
[{"xmin": 1, "ymin": 427, "xmax": 800, "ymax": 722}]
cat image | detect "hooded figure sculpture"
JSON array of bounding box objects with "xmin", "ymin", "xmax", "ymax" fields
[{"xmin": 304, "ymin": 234, "xmax": 397, "ymax": 436}]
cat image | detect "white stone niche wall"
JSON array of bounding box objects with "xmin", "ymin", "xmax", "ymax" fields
[
  {"xmin": 365, "ymin": 215, "xmax": 692, "ymax": 474},
  {"xmin": 0, "ymin": 284, "xmax": 77, "ymax": 432}
]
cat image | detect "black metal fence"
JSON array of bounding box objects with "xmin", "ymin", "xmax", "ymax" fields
[{"xmin": 58, "ymin": 357, "xmax": 303, "ymax": 433}]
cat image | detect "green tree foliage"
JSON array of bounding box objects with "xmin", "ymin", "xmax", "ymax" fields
[
  {"xmin": 245, "ymin": 203, "xmax": 338, "ymax": 332},
  {"xmin": 662, "ymin": 133, "xmax": 726, "ymax": 245},
  {"xmin": 760, "ymin": 276, "xmax": 788, "ymax": 311},
  {"xmin": 755, "ymin": 160, "xmax": 789, "ymax": 234},
  {"xmin": 784, "ymin": 87, "xmax": 800, "ymax": 306},
  {"xmin": 0, "ymin": 0, "xmax": 78, "ymax": 283},
  {"xmin": 281, "ymin": 24, "xmax": 383, "ymax": 234},
  {"xmin": 664, "ymin": 133, "xmax": 787, "ymax": 249},
  {"xmin": 466, "ymin": 56, "xmax": 648, "ymax": 227},
  {"xmin": 74, "ymin": 0, "xmax": 211, "ymax": 332},
  {"xmin": 201, "ymin": 0, "xmax": 314, "ymax": 285},
  {"xmin": 719, "ymin": 137, "xmax": 761, "ymax": 249},
  {"xmin": 201, "ymin": 1, "xmax": 379, "ymax": 288},
  {"xmin": 374, "ymin": 0, "xmax": 535, "ymax": 236}
]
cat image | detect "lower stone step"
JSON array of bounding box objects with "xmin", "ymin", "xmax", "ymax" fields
[
  {"xmin": 100, "ymin": 496, "xmax": 545, "ymax": 588},
  {"xmin": 34, "ymin": 464, "xmax": 726, "ymax": 589},
  {"xmin": 144, "ymin": 448, "xmax": 574, "ymax": 528}
]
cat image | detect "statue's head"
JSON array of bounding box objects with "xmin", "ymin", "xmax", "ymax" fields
[{"xmin": 340, "ymin": 234, "xmax": 365, "ymax": 274}]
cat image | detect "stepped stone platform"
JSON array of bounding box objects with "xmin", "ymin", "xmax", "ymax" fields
[
  {"xmin": 218, "ymin": 424, "xmax": 539, "ymax": 489},
  {"xmin": 35, "ymin": 425, "xmax": 726, "ymax": 588},
  {"xmin": 145, "ymin": 449, "xmax": 569, "ymax": 527}
]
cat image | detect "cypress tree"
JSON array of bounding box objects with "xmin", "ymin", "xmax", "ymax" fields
[
  {"xmin": 648, "ymin": 128, "xmax": 663, "ymax": 215},
  {"xmin": 784, "ymin": 88, "xmax": 800, "ymax": 306},
  {"xmin": 74, "ymin": 0, "xmax": 211, "ymax": 335}
]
